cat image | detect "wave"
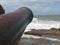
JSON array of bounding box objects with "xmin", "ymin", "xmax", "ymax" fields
[
  {"xmin": 22, "ymin": 34, "xmax": 60, "ymax": 42},
  {"xmin": 25, "ymin": 18, "xmax": 60, "ymax": 31}
]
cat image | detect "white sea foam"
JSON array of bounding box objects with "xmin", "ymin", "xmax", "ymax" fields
[
  {"xmin": 25, "ymin": 18, "xmax": 60, "ymax": 32},
  {"xmin": 22, "ymin": 34, "xmax": 60, "ymax": 42},
  {"xmin": 40, "ymin": 37, "xmax": 60, "ymax": 42},
  {"xmin": 22, "ymin": 34, "xmax": 40, "ymax": 38}
]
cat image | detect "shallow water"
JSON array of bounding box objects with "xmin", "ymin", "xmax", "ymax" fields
[{"xmin": 19, "ymin": 38, "xmax": 60, "ymax": 45}]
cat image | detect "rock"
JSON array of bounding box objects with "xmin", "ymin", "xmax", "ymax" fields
[
  {"xmin": 24, "ymin": 28, "xmax": 60, "ymax": 39},
  {"xmin": 50, "ymin": 28, "xmax": 57, "ymax": 30},
  {"xmin": 0, "ymin": 5, "xmax": 5, "ymax": 15},
  {"xmin": 58, "ymin": 28, "xmax": 60, "ymax": 30}
]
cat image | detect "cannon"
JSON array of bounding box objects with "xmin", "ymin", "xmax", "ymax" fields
[{"xmin": 0, "ymin": 7, "xmax": 33, "ymax": 45}]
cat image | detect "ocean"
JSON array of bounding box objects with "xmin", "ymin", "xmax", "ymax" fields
[
  {"xmin": 25, "ymin": 15, "xmax": 60, "ymax": 31},
  {"xmin": 22, "ymin": 15, "xmax": 60, "ymax": 42}
]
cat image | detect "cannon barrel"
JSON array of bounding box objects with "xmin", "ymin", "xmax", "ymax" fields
[{"xmin": 0, "ymin": 7, "xmax": 33, "ymax": 45}]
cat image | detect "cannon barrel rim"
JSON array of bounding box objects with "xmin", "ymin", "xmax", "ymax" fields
[{"xmin": 15, "ymin": 7, "xmax": 33, "ymax": 22}]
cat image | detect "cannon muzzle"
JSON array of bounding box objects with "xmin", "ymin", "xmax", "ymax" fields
[{"xmin": 0, "ymin": 7, "xmax": 33, "ymax": 45}]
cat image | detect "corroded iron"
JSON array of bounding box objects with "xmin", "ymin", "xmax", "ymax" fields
[{"xmin": 0, "ymin": 7, "xmax": 33, "ymax": 45}]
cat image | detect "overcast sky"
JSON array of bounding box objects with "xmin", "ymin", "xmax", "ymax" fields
[{"xmin": 0, "ymin": 0, "xmax": 60, "ymax": 15}]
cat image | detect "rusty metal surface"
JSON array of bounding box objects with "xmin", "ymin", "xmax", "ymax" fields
[{"xmin": 0, "ymin": 7, "xmax": 33, "ymax": 45}]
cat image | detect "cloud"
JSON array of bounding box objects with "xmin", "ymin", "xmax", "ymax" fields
[
  {"xmin": 1, "ymin": 0, "xmax": 60, "ymax": 5},
  {"xmin": 0, "ymin": 0, "xmax": 7, "ymax": 4},
  {"xmin": 0, "ymin": 0, "xmax": 60, "ymax": 15},
  {"xmin": 37, "ymin": 0, "xmax": 60, "ymax": 3},
  {"xmin": 41, "ymin": 7, "xmax": 52, "ymax": 13}
]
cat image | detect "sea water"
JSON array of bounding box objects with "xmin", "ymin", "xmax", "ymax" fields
[{"xmin": 25, "ymin": 15, "xmax": 60, "ymax": 30}]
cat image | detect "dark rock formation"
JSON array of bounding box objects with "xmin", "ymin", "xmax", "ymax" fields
[
  {"xmin": 50, "ymin": 28, "xmax": 58, "ymax": 30},
  {"xmin": 0, "ymin": 5, "xmax": 5, "ymax": 15},
  {"xmin": 24, "ymin": 28, "xmax": 60, "ymax": 39}
]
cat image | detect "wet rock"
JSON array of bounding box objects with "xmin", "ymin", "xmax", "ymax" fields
[
  {"xmin": 50, "ymin": 28, "xmax": 57, "ymax": 30},
  {"xmin": 24, "ymin": 28, "xmax": 60, "ymax": 39},
  {"xmin": 58, "ymin": 28, "xmax": 60, "ymax": 30}
]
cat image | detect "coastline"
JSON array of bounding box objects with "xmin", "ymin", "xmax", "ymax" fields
[
  {"xmin": 24, "ymin": 28, "xmax": 60, "ymax": 40},
  {"xmin": 19, "ymin": 38, "xmax": 60, "ymax": 45},
  {"xmin": 18, "ymin": 28, "xmax": 60, "ymax": 45}
]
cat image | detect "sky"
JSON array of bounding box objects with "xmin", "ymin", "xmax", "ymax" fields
[{"xmin": 0, "ymin": 0, "xmax": 60, "ymax": 15}]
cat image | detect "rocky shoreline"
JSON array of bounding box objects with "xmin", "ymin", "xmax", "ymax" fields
[
  {"xmin": 19, "ymin": 37, "xmax": 60, "ymax": 45},
  {"xmin": 18, "ymin": 28, "xmax": 60, "ymax": 45},
  {"xmin": 24, "ymin": 28, "xmax": 60, "ymax": 39}
]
